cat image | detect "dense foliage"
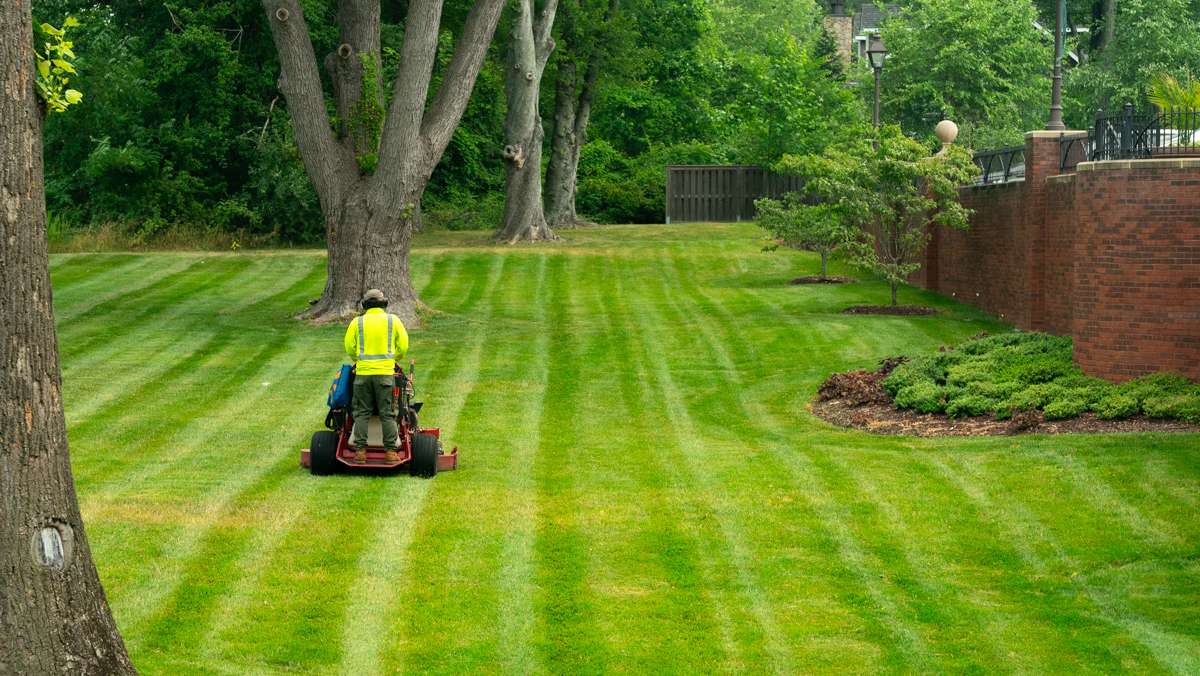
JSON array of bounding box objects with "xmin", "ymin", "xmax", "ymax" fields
[
  {"xmin": 877, "ymin": 0, "xmax": 1050, "ymax": 148},
  {"xmin": 31, "ymin": 0, "xmax": 1200, "ymax": 239},
  {"xmin": 33, "ymin": 0, "xmax": 862, "ymax": 238},
  {"xmin": 769, "ymin": 126, "xmax": 976, "ymax": 306},
  {"xmin": 884, "ymin": 332, "xmax": 1200, "ymax": 422}
]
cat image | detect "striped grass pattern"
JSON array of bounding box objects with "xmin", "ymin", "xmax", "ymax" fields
[{"xmin": 53, "ymin": 223, "xmax": 1200, "ymax": 674}]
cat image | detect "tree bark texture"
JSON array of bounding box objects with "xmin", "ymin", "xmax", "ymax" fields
[
  {"xmin": 543, "ymin": 0, "xmax": 616, "ymax": 229},
  {"xmin": 263, "ymin": 0, "xmax": 505, "ymax": 324},
  {"xmin": 0, "ymin": 2, "xmax": 136, "ymax": 673},
  {"xmin": 1102, "ymin": 0, "xmax": 1116, "ymax": 52},
  {"xmin": 496, "ymin": 0, "xmax": 560, "ymax": 243}
]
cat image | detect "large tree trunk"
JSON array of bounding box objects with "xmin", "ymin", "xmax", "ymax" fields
[
  {"xmin": 496, "ymin": 0, "xmax": 560, "ymax": 243},
  {"xmin": 306, "ymin": 181, "xmax": 425, "ymax": 325},
  {"xmin": 264, "ymin": 0, "xmax": 505, "ymax": 323},
  {"xmin": 543, "ymin": 0, "xmax": 615, "ymax": 229},
  {"xmin": 1102, "ymin": 0, "xmax": 1116, "ymax": 52},
  {"xmin": 0, "ymin": 3, "xmax": 135, "ymax": 673},
  {"xmin": 544, "ymin": 61, "xmax": 582, "ymax": 228}
]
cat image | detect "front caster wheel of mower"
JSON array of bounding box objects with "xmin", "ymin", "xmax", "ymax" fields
[
  {"xmin": 310, "ymin": 430, "xmax": 340, "ymax": 476},
  {"xmin": 410, "ymin": 432, "xmax": 439, "ymax": 478}
]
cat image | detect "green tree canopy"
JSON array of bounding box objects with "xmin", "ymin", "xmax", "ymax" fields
[{"xmin": 879, "ymin": 0, "xmax": 1050, "ymax": 147}]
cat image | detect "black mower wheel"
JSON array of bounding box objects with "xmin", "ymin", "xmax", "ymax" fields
[
  {"xmin": 410, "ymin": 433, "xmax": 439, "ymax": 478},
  {"xmin": 310, "ymin": 430, "xmax": 340, "ymax": 476}
]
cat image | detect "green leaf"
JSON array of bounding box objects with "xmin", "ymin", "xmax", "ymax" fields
[
  {"xmin": 63, "ymin": 16, "xmax": 80, "ymax": 28},
  {"xmin": 39, "ymin": 22, "xmax": 62, "ymax": 36},
  {"xmin": 37, "ymin": 59, "xmax": 50, "ymax": 79},
  {"xmin": 64, "ymin": 89, "xmax": 83, "ymax": 104},
  {"xmin": 52, "ymin": 59, "xmax": 76, "ymax": 74}
]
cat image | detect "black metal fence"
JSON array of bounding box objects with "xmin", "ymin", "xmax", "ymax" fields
[
  {"xmin": 1059, "ymin": 103, "xmax": 1200, "ymax": 171},
  {"xmin": 665, "ymin": 165, "xmax": 805, "ymax": 223},
  {"xmin": 973, "ymin": 145, "xmax": 1026, "ymax": 185}
]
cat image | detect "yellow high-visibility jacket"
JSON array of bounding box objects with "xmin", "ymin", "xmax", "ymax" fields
[{"xmin": 344, "ymin": 307, "xmax": 409, "ymax": 376}]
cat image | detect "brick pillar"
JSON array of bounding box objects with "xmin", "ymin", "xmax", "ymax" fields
[{"xmin": 1022, "ymin": 131, "xmax": 1076, "ymax": 330}]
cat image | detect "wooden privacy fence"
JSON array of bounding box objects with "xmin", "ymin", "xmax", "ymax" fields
[{"xmin": 665, "ymin": 165, "xmax": 805, "ymax": 223}]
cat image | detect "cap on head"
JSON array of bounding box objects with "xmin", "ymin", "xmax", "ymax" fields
[{"xmin": 361, "ymin": 288, "xmax": 388, "ymax": 310}]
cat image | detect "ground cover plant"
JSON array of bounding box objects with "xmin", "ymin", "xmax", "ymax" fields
[
  {"xmin": 883, "ymin": 332, "xmax": 1200, "ymax": 422},
  {"xmin": 53, "ymin": 223, "xmax": 1200, "ymax": 673}
]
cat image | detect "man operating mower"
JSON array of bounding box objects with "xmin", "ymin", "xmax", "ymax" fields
[{"xmin": 344, "ymin": 289, "xmax": 409, "ymax": 463}]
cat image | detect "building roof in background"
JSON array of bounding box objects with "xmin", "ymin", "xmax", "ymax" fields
[{"xmin": 853, "ymin": 3, "xmax": 901, "ymax": 35}]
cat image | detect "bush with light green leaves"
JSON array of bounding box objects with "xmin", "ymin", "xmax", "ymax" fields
[{"xmin": 34, "ymin": 17, "xmax": 83, "ymax": 114}]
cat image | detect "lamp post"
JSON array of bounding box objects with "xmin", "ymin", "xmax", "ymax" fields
[
  {"xmin": 867, "ymin": 33, "xmax": 888, "ymax": 129},
  {"xmin": 1047, "ymin": 0, "xmax": 1066, "ymax": 130}
]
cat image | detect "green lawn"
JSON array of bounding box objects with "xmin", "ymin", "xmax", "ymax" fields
[{"xmin": 53, "ymin": 223, "xmax": 1200, "ymax": 674}]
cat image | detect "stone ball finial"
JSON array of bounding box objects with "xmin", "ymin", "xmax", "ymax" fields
[{"xmin": 934, "ymin": 119, "xmax": 959, "ymax": 147}]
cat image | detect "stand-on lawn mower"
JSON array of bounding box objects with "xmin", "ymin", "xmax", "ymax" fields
[{"xmin": 301, "ymin": 361, "xmax": 458, "ymax": 477}]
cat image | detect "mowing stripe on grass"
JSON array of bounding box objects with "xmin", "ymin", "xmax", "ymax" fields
[
  {"xmin": 651, "ymin": 252, "xmax": 940, "ymax": 667},
  {"xmin": 529, "ymin": 253, "xmax": 610, "ymax": 673},
  {"xmin": 922, "ymin": 451, "xmax": 1191, "ymax": 671},
  {"xmin": 51, "ymin": 255, "xmax": 161, "ymax": 309},
  {"xmin": 56, "ymin": 257, "xmax": 246, "ymax": 344},
  {"xmin": 375, "ymin": 253, "xmax": 549, "ymax": 674},
  {"xmin": 54, "ymin": 254, "xmax": 198, "ymax": 331},
  {"xmin": 493, "ymin": 253, "xmax": 549, "ymax": 675},
  {"xmin": 70, "ymin": 260, "xmax": 322, "ymax": 490},
  {"xmin": 1034, "ymin": 447, "xmax": 1184, "ymax": 548},
  {"xmin": 617, "ymin": 260, "xmax": 798, "ymax": 674},
  {"xmin": 96, "ymin": 336, "xmax": 306, "ymax": 621},
  {"xmin": 595, "ymin": 253, "xmax": 738, "ymax": 671},
  {"xmin": 339, "ymin": 254, "xmax": 507, "ymax": 675},
  {"xmin": 49, "ymin": 253, "xmax": 136, "ymax": 289},
  {"xmin": 56, "ymin": 258, "xmax": 262, "ymax": 372},
  {"xmin": 192, "ymin": 263, "xmax": 479, "ymax": 672}
]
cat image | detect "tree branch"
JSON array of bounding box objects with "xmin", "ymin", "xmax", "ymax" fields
[
  {"xmin": 534, "ymin": 0, "xmax": 560, "ymax": 65},
  {"xmin": 376, "ymin": 0, "xmax": 445, "ymax": 181},
  {"xmin": 416, "ymin": 0, "xmax": 507, "ymax": 169},
  {"xmin": 262, "ymin": 0, "xmax": 352, "ymax": 202}
]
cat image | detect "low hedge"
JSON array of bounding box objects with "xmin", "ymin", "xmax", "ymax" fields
[{"xmin": 883, "ymin": 332, "xmax": 1200, "ymax": 423}]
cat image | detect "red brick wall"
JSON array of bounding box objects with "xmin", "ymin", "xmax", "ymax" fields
[
  {"xmin": 915, "ymin": 134, "xmax": 1200, "ymax": 381},
  {"xmin": 1070, "ymin": 162, "xmax": 1200, "ymax": 380},
  {"xmin": 1041, "ymin": 175, "xmax": 1077, "ymax": 336},
  {"xmin": 938, "ymin": 181, "xmax": 1032, "ymax": 326}
]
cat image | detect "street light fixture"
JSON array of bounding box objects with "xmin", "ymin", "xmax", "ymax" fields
[
  {"xmin": 1047, "ymin": 0, "xmax": 1066, "ymax": 130},
  {"xmin": 867, "ymin": 33, "xmax": 888, "ymax": 129}
]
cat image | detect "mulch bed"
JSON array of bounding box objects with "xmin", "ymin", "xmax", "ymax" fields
[
  {"xmin": 842, "ymin": 305, "xmax": 939, "ymax": 316},
  {"xmin": 811, "ymin": 357, "xmax": 1200, "ymax": 437},
  {"xmin": 790, "ymin": 276, "xmax": 857, "ymax": 285}
]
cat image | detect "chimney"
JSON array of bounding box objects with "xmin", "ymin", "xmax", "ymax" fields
[{"xmin": 830, "ymin": 0, "xmax": 846, "ymax": 16}]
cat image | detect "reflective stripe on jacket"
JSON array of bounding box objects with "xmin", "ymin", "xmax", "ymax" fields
[{"xmin": 343, "ymin": 307, "xmax": 409, "ymax": 375}]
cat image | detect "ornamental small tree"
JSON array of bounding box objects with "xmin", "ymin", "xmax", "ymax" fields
[
  {"xmin": 785, "ymin": 125, "xmax": 976, "ymax": 305},
  {"xmin": 753, "ymin": 192, "xmax": 851, "ymax": 279}
]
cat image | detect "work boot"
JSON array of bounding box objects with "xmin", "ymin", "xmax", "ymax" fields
[
  {"xmin": 353, "ymin": 448, "xmax": 367, "ymax": 464},
  {"xmin": 385, "ymin": 450, "xmax": 400, "ymax": 463}
]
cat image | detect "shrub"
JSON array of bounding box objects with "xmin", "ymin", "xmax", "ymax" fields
[
  {"xmin": 1044, "ymin": 396, "xmax": 1089, "ymax": 420},
  {"xmin": 1093, "ymin": 394, "xmax": 1139, "ymax": 420},
  {"xmin": 946, "ymin": 360, "xmax": 996, "ymax": 386},
  {"xmin": 894, "ymin": 382, "xmax": 954, "ymax": 414},
  {"xmin": 863, "ymin": 331, "xmax": 1199, "ymax": 424},
  {"xmin": 946, "ymin": 393, "xmax": 996, "ymax": 418},
  {"xmin": 883, "ymin": 357, "xmax": 942, "ymax": 396},
  {"xmin": 1002, "ymin": 383, "xmax": 1066, "ymax": 411},
  {"xmin": 1118, "ymin": 373, "xmax": 1194, "ymax": 403},
  {"xmin": 1142, "ymin": 394, "xmax": 1200, "ymax": 423},
  {"xmin": 999, "ymin": 353, "xmax": 1074, "ymax": 384},
  {"xmin": 964, "ymin": 380, "xmax": 1021, "ymax": 400}
]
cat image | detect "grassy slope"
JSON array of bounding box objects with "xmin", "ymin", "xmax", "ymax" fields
[{"xmin": 52, "ymin": 223, "xmax": 1200, "ymax": 675}]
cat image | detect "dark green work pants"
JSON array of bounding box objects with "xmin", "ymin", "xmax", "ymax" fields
[{"xmin": 351, "ymin": 375, "xmax": 398, "ymax": 451}]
